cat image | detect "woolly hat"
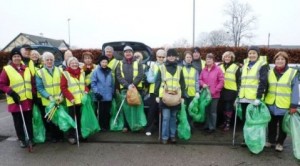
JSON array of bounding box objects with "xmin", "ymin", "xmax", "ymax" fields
[
  {"xmin": 167, "ymin": 48, "xmax": 178, "ymax": 57},
  {"xmin": 193, "ymin": 47, "xmax": 200, "ymax": 53},
  {"xmin": 98, "ymin": 55, "xmax": 109, "ymax": 63},
  {"xmin": 123, "ymin": 46, "xmax": 133, "ymax": 52},
  {"xmin": 10, "ymin": 47, "xmax": 22, "ymax": 60},
  {"xmin": 247, "ymin": 46, "xmax": 260, "ymax": 55},
  {"xmin": 22, "ymin": 44, "xmax": 32, "ymax": 50},
  {"xmin": 67, "ymin": 57, "xmax": 79, "ymax": 67}
]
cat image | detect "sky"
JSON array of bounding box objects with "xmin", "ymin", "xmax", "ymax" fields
[{"xmin": 0, "ymin": 0, "xmax": 299, "ymax": 49}]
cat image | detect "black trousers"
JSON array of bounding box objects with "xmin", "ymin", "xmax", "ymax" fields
[
  {"xmin": 12, "ymin": 111, "xmax": 33, "ymax": 141},
  {"xmin": 68, "ymin": 105, "xmax": 82, "ymax": 139},
  {"xmin": 268, "ymin": 114, "xmax": 286, "ymax": 145},
  {"xmin": 95, "ymin": 101, "xmax": 112, "ymax": 130},
  {"xmin": 145, "ymin": 94, "xmax": 159, "ymax": 132}
]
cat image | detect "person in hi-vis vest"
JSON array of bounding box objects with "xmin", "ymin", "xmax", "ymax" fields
[
  {"xmin": 0, "ymin": 47, "xmax": 35, "ymax": 148},
  {"xmin": 36, "ymin": 52, "xmax": 64, "ymax": 143},
  {"xmin": 218, "ymin": 51, "xmax": 241, "ymax": 131},
  {"xmin": 264, "ymin": 51, "xmax": 298, "ymax": 152},
  {"xmin": 237, "ymin": 46, "xmax": 269, "ymax": 146},
  {"xmin": 60, "ymin": 57, "xmax": 89, "ymax": 145}
]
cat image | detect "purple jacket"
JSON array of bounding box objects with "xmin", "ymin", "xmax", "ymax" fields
[{"xmin": 199, "ymin": 64, "xmax": 224, "ymax": 98}]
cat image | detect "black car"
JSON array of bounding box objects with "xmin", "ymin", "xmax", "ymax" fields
[{"xmin": 101, "ymin": 41, "xmax": 154, "ymax": 64}]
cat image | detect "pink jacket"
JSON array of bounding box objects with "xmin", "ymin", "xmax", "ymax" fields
[{"xmin": 199, "ymin": 64, "xmax": 224, "ymax": 98}]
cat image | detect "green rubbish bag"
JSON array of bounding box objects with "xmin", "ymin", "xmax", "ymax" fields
[
  {"xmin": 32, "ymin": 104, "xmax": 45, "ymax": 143},
  {"xmin": 110, "ymin": 95, "xmax": 125, "ymax": 131},
  {"xmin": 81, "ymin": 94, "xmax": 100, "ymax": 138},
  {"xmin": 188, "ymin": 97, "xmax": 202, "ymax": 122},
  {"xmin": 243, "ymin": 102, "xmax": 271, "ymax": 154},
  {"xmin": 177, "ymin": 103, "xmax": 191, "ymax": 140},
  {"xmin": 121, "ymin": 91, "xmax": 147, "ymax": 131},
  {"xmin": 45, "ymin": 101, "xmax": 76, "ymax": 132},
  {"xmin": 282, "ymin": 110, "xmax": 300, "ymax": 160}
]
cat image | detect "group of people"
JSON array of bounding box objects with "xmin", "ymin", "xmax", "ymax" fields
[{"xmin": 0, "ymin": 44, "xmax": 299, "ymax": 154}]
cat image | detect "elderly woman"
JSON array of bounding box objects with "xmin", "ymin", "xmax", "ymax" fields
[
  {"xmin": 218, "ymin": 51, "xmax": 241, "ymax": 131},
  {"xmin": 0, "ymin": 48, "xmax": 35, "ymax": 148},
  {"xmin": 199, "ymin": 53, "xmax": 224, "ymax": 133},
  {"xmin": 60, "ymin": 50, "xmax": 73, "ymax": 71},
  {"xmin": 264, "ymin": 51, "xmax": 298, "ymax": 152},
  {"xmin": 61, "ymin": 57, "xmax": 89, "ymax": 144},
  {"xmin": 238, "ymin": 46, "xmax": 269, "ymax": 145},
  {"xmin": 154, "ymin": 49, "xmax": 185, "ymax": 144},
  {"xmin": 35, "ymin": 52, "xmax": 64, "ymax": 143}
]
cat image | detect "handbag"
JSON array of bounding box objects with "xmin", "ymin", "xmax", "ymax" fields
[{"xmin": 162, "ymin": 82, "xmax": 181, "ymax": 107}]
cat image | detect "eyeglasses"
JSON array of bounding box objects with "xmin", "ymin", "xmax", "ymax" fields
[{"xmin": 157, "ymin": 56, "xmax": 165, "ymax": 58}]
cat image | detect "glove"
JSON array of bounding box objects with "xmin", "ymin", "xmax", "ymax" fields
[
  {"xmin": 128, "ymin": 84, "xmax": 135, "ymax": 89},
  {"xmin": 55, "ymin": 96, "xmax": 64, "ymax": 104},
  {"xmin": 290, "ymin": 108, "xmax": 297, "ymax": 114},
  {"xmin": 253, "ymin": 99, "xmax": 261, "ymax": 106},
  {"xmin": 95, "ymin": 93, "xmax": 103, "ymax": 101},
  {"xmin": 8, "ymin": 90, "xmax": 20, "ymax": 104},
  {"xmin": 48, "ymin": 96, "xmax": 54, "ymax": 102},
  {"xmin": 70, "ymin": 99, "xmax": 75, "ymax": 104},
  {"xmin": 202, "ymin": 84, "xmax": 208, "ymax": 88},
  {"xmin": 195, "ymin": 92, "xmax": 200, "ymax": 99},
  {"xmin": 155, "ymin": 97, "xmax": 160, "ymax": 103}
]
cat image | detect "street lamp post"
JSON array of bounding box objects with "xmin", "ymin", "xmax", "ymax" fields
[
  {"xmin": 68, "ymin": 18, "xmax": 71, "ymax": 48},
  {"xmin": 192, "ymin": 0, "xmax": 195, "ymax": 47}
]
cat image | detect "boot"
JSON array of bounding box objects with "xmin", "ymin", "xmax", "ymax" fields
[{"xmin": 223, "ymin": 117, "xmax": 231, "ymax": 131}]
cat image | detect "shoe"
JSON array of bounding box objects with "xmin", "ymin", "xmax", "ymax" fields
[
  {"xmin": 19, "ymin": 140, "xmax": 27, "ymax": 148},
  {"xmin": 170, "ymin": 137, "xmax": 177, "ymax": 144},
  {"xmin": 223, "ymin": 124, "xmax": 230, "ymax": 131},
  {"xmin": 68, "ymin": 138, "xmax": 76, "ymax": 145},
  {"xmin": 240, "ymin": 141, "xmax": 247, "ymax": 147},
  {"xmin": 161, "ymin": 140, "xmax": 168, "ymax": 144},
  {"xmin": 122, "ymin": 128, "xmax": 128, "ymax": 133},
  {"xmin": 265, "ymin": 142, "xmax": 274, "ymax": 148},
  {"xmin": 275, "ymin": 144, "xmax": 283, "ymax": 152},
  {"xmin": 206, "ymin": 129, "xmax": 215, "ymax": 133},
  {"xmin": 145, "ymin": 132, "xmax": 151, "ymax": 136}
]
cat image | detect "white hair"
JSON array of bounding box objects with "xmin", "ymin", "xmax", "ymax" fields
[
  {"xmin": 42, "ymin": 52, "xmax": 55, "ymax": 61},
  {"xmin": 156, "ymin": 49, "xmax": 166, "ymax": 57},
  {"xmin": 104, "ymin": 46, "xmax": 114, "ymax": 52}
]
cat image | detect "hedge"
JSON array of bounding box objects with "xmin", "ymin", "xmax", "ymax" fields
[{"xmin": 1, "ymin": 47, "xmax": 300, "ymax": 72}]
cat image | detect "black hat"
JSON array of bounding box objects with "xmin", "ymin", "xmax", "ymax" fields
[
  {"xmin": 167, "ymin": 48, "xmax": 178, "ymax": 57},
  {"xmin": 10, "ymin": 47, "xmax": 22, "ymax": 60},
  {"xmin": 247, "ymin": 45, "xmax": 260, "ymax": 55},
  {"xmin": 193, "ymin": 47, "xmax": 200, "ymax": 53},
  {"xmin": 22, "ymin": 44, "xmax": 32, "ymax": 50},
  {"xmin": 98, "ymin": 55, "xmax": 109, "ymax": 63}
]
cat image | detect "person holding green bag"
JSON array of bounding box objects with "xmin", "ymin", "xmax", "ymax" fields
[{"xmin": 265, "ymin": 51, "xmax": 298, "ymax": 152}]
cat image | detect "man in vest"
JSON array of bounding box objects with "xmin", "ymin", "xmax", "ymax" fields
[
  {"xmin": 192, "ymin": 47, "xmax": 206, "ymax": 73},
  {"xmin": 116, "ymin": 45, "xmax": 144, "ymax": 132}
]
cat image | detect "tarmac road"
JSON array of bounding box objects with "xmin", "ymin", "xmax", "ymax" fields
[{"xmin": 0, "ymin": 100, "xmax": 299, "ymax": 166}]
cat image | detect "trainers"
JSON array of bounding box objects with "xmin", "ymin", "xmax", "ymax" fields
[
  {"xmin": 275, "ymin": 144, "xmax": 283, "ymax": 152},
  {"xmin": 265, "ymin": 142, "xmax": 274, "ymax": 148},
  {"xmin": 122, "ymin": 128, "xmax": 128, "ymax": 133},
  {"xmin": 161, "ymin": 140, "xmax": 168, "ymax": 144},
  {"xmin": 170, "ymin": 137, "xmax": 177, "ymax": 144},
  {"xmin": 68, "ymin": 138, "xmax": 76, "ymax": 145},
  {"xmin": 240, "ymin": 141, "xmax": 246, "ymax": 147},
  {"xmin": 19, "ymin": 140, "xmax": 27, "ymax": 148},
  {"xmin": 145, "ymin": 132, "xmax": 151, "ymax": 136}
]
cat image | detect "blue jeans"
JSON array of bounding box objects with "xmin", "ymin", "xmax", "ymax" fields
[{"xmin": 162, "ymin": 108, "xmax": 178, "ymax": 141}]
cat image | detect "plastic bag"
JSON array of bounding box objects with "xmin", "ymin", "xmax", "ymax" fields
[
  {"xmin": 32, "ymin": 104, "xmax": 45, "ymax": 143},
  {"xmin": 282, "ymin": 110, "xmax": 300, "ymax": 159},
  {"xmin": 122, "ymin": 91, "xmax": 147, "ymax": 131},
  {"xmin": 126, "ymin": 87, "xmax": 141, "ymax": 106},
  {"xmin": 177, "ymin": 103, "xmax": 191, "ymax": 140},
  {"xmin": 81, "ymin": 94, "xmax": 100, "ymax": 138},
  {"xmin": 243, "ymin": 102, "xmax": 271, "ymax": 154},
  {"xmin": 45, "ymin": 101, "xmax": 76, "ymax": 132},
  {"xmin": 110, "ymin": 95, "xmax": 125, "ymax": 131},
  {"xmin": 146, "ymin": 67, "xmax": 156, "ymax": 83},
  {"xmin": 188, "ymin": 97, "xmax": 204, "ymax": 122}
]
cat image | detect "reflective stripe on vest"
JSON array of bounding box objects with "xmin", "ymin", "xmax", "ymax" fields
[
  {"xmin": 239, "ymin": 59, "xmax": 266, "ymax": 99},
  {"xmin": 149, "ymin": 63, "xmax": 161, "ymax": 94},
  {"xmin": 159, "ymin": 65, "xmax": 182, "ymax": 97},
  {"xmin": 119, "ymin": 61, "xmax": 142, "ymax": 88},
  {"xmin": 63, "ymin": 71, "xmax": 85, "ymax": 106},
  {"xmin": 4, "ymin": 65, "xmax": 32, "ymax": 104},
  {"xmin": 37, "ymin": 67, "xmax": 61, "ymax": 106},
  {"xmin": 264, "ymin": 68, "xmax": 296, "ymax": 109},
  {"xmin": 182, "ymin": 66, "xmax": 196, "ymax": 96},
  {"xmin": 220, "ymin": 63, "xmax": 239, "ymax": 91}
]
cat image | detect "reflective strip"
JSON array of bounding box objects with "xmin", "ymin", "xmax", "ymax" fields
[
  {"xmin": 240, "ymin": 85, "xmax": 258, "ymax": 88},
  {"xmin": 267, "ymin": 91, "xmax": 290, "ymax": 97},
  {"xmin": 226, "ymin": 78, "xmax": 236, "ymax": 82},
  {"xmin": 44, "ymin": 83, "xmax": 60, "ymax": 88},
  {"xmin": 10, "ymin": 82, "xmax": 25, "ymax": 89},
  {"xmin": 73, "ymin": 91, "xmax": 84, "ymax": 95},
  {"xmin": 241, "ymin": 76, "xmax": 257, "ymax": 79}
]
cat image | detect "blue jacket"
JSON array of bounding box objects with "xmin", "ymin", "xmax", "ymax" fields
[{"xmin": 91, "ymin": 66, "xmax": 114, "ymax": 101}]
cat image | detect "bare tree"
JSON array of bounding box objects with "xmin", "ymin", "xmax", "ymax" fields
[
  {"xmin": 172, "ymin": 38, "xmax": 191, "ymax": 48},
  {"xmin": 208, "ymin": 30, "xmax": 231, "ymax": 46},
  {"xmin": 224, "ymin": 0, "xmax": 257, "ymax": 47}
]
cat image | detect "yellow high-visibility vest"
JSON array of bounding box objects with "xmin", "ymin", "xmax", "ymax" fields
[
  {"xmin": 201, "ymin": 60, "xmax": 205, "ymax": 69},
  {"xmin": 264, "ymin": 68, "xmax": 297, "ymax": 109},
  {"xmin": 28, "ymin": 60, "xmax": 43, "ymax": 76},
  {"xmin": 159, "ymin": 65, "xmax": 182, "ymax": 97},
  {"xmin": 63, "ymin": 71, "xmax": 85, "ymax": 106},
  {"xmin": 37, "ymin": 67, "xmax": 61, "ymax": 106},
  {"xmin": 119, "ymin": 61, "xmax": 142, "ymax": 88},
  {"xmin": 182, "ymin": 66, "xmax": 197, "ymax": 96},
  {"xmin": 83, "ymin": 64, "xmax": 97, "ymax": 86},
  {"xmin": 108, "ymin": 58, "xmax": 119, "ymax": 83},
  {"xmin": 239, "ymin": 59, "xmax": 267, "ymax": 100},
  {"xmin": 149, "ymin": 63, "xmax": 161, "ymax": 94},
  {"xmin": 4, "ymin": 65, "xmax": 32, "ymax": 104},
  {"xmin": 220, "ymin": 63, "xmax": 239, "ymax": 91}
]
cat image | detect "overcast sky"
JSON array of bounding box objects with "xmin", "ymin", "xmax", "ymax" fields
[{"xmin": 0, "ymin": 0, "xmax": 299, "ymax": 49}]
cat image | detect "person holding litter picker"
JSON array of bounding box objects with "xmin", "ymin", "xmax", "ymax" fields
[
  {"xmin": 61, "ymin": 57, "xmax": 89, "ymax": 145},
  {"xmin": 91, "ymin": 55, "xmax": 114, "ymax": 131},
  {"xmin": 0, "ymin": 47, "xmax": 35, "ymax": 150}
]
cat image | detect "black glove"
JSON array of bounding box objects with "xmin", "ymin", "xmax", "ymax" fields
[
  {"xmin": 95, "ymin": 93, "xmax": 103, "ymax": 101},
  {"xmin": 8, "ymin": 90, "xmax": 20, "ymax": 104}
]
